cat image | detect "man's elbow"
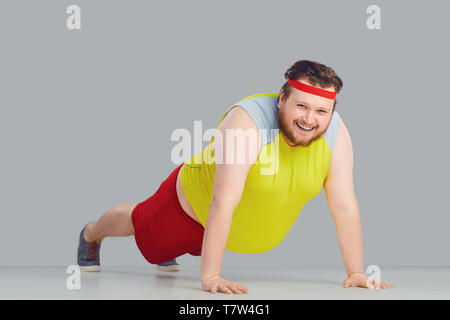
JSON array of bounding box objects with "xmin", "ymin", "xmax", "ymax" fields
[
  {"xmin": 209, "ymin": 197, "xmax": 240, "ymax": 214},
  {"xmin": 332, "ymin": 205, "xmax": 361, "ymax": 229}
]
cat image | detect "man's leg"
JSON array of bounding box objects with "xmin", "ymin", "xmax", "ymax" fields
[
  {"xmin": 83, "ymin": 203, "xmax": 136, "ymax": 244},
  {"xmin": 78, "ymin": 202, "xmax": 180, "ymax": 271}
]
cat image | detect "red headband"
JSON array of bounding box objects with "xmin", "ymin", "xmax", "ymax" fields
[{"xmin": 287, "ymin": 79, "xmax": 336, "ymax": 100}]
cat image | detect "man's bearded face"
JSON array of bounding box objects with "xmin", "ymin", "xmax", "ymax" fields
[{"xmin": 277, "ymin": 80, "xmax": 336, "ymax": 147}]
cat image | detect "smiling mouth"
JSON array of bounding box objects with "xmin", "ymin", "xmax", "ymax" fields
[{"xmin": 296, "ymin": 121, "xmax": 315, "ymax": 132}]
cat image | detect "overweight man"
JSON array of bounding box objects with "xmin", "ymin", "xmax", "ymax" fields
[{"xmin": 76, "ymin": 60, "xmax": 393, "ymax": 294}]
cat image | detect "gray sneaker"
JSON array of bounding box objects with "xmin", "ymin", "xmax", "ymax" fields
[
  {"xmin": 77, "ymin": 223, "xmax": 101, "ymax": 272},
  {"xmin": 156, "ymin": 258, "xmax": 180, "ymax": 272}
]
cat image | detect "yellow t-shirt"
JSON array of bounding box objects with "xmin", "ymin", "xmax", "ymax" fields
[{"xmin": 180, "ymin": 93, "xmax": 342, "ymax": 253}]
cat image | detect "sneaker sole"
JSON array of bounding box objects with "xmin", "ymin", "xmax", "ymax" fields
[
  {"xmin": 78, "ymin": 265, "xmax": 101, "ymax": 272},
  {"xmin": 156, "ymin": 265, "xmax": 180, "ymax": 272}
]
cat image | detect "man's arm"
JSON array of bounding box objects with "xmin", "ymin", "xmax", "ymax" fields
[
  {"xmin": 200, "ymin": 106, "xmax": 261, "ymax": 294},
  {"xmin": 323, "ymin": 120, "xmax": 393, "ymax": 289},
  {"xmin": 323, "ymin": 120, "xmax": 363, "ymax": 276}
]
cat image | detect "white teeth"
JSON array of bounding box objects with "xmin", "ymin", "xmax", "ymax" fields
[{"xmin": 296, "ymin": 122, "xmax": 313, "ymax": 131}]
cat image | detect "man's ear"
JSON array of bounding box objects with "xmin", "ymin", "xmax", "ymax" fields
[{"xmin": 278, "ymin": 89, "xmax": 284, "ymax": 109}]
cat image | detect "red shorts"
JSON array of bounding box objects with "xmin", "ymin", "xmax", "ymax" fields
[{"xmin": 131, "ymin": 164, "xmax": 204, "ymax": 264}]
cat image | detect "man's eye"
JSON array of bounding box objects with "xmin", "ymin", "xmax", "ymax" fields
[
  {"xmin": 319, "ymin": 110, "xmax": 326, "ymax": 113},
  {"xmin": 297, "ymin": 104, "xmax": 306, "ymax": 108}
]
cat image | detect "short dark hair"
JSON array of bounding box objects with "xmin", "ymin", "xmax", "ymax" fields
[{"xmin": 280, "ymin": 60, "xmax": 343, "ymax": 112}]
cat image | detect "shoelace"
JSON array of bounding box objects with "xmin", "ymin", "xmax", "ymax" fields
[{"xmin": 87, "ymin": 241, "xmax": 99, "ymax": 261}]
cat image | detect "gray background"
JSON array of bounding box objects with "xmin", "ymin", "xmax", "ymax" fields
[{"xmin": 0, "ymin": 0, "xmax": 448, "ymax": 268}]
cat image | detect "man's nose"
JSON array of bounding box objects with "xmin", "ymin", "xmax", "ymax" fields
[{"xmin": 302, "ymin": 110, "xmax": 314, "ymax": 125}]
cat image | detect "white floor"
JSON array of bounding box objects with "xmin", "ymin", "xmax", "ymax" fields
[{"xmin": 0, "ymin": 265, "xmax": 449, "ymax": 300}]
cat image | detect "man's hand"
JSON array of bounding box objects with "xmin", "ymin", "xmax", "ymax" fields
[
  {"xmin": 201, "ymin": 274, "xmax": 249, "ymax": 294},
  {"xmin": 343, "ymin": 272, "xmax": 393, "ymax": 289}
]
